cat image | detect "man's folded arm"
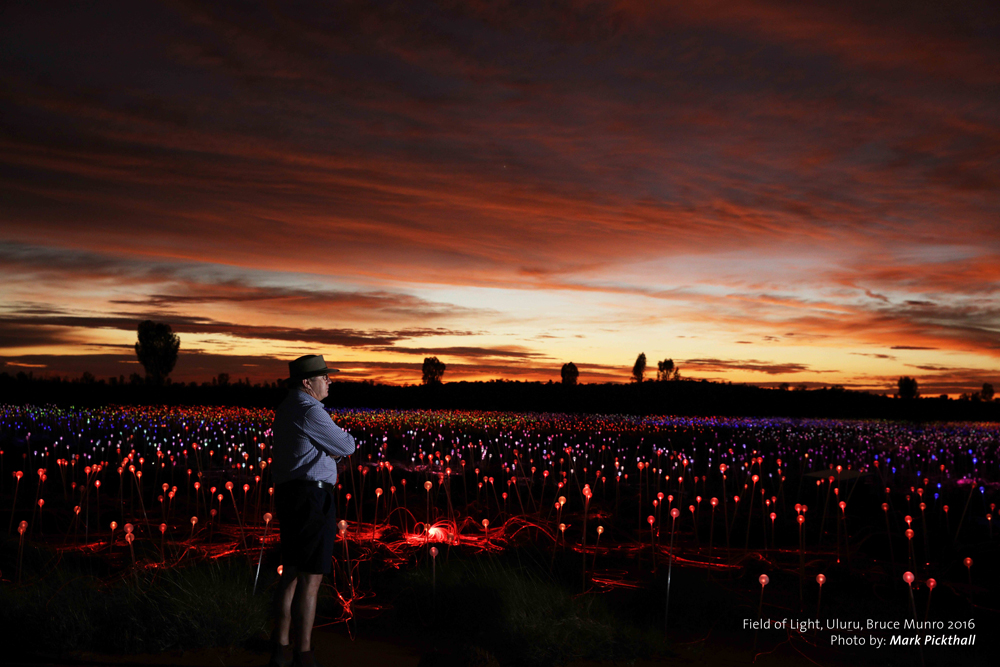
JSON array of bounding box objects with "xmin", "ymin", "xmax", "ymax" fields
[{"xmin": 306, "ymin": 407, "xmax": 356, "ymax": 458}]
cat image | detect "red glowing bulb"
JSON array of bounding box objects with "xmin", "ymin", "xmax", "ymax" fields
[
  {"xmin": 670, "ymin": 508, "xmax": 680, "ymax": 519},
  {"xmin": 18, "ymin": 520, "xmax": 27, "ymax": 535},
  {"xmin": 124, "ymin": 523, "xmax": 133, "ymax": 534},
  {"xmin": 110, "ymin": 521, "xmax": 117, "ymax": 530},
  {"xmin": 839, "ymin": 501, "xmax": 845, "ymax": 511},
  {"xmin": 903, "ymin": 572, "xmax": 914, "ymax": 584},
  {"xmin": 881, "ymin": 503, "xmax": 889, "ymax": 511},
  {"xmin": 905, "ymin": 528, "xmax": 914, "ymax": 540},
  {"xmin": 424, "ymin": 481, "xmax": 432, "ymax": 491},
  {"xmin": 927, "ymin": 578, "xmax": 936, "ymax": 590},
  {"xmin": 769, "ymin": 512, "xmax": 776, "ymax": 521},
  {"xmin": 797, "ymin": 515, "xmax": 805, "ymax": 524},
  {"xmin": 648, "ymin": 515, "xmax": 655, "ymax": 526},
  {"xmin": 430, "ymin": 546, "xmax": 439, "ymax": 558},
  {"xmin": 596, "ymin": 525, "xmax": 604, "ymax": 535},
  {"xmin": 963, "ymin": 557, "xmax": 972, "ymax": 569},
  {"xmin": 759, "ymin": 574, "xmax": 769, "ymax": 586},
  {"xmin": 816, "ymin": 573, "xmax": 826, "ymax": 586},
  {"xmin": 190, "ymin": 516, "xmax": 198, "ymax": 525},
  {"xmin": 160, "ymin": 523, "xmax": 167, "ymax": 534},
  {"xmin": 710, "ymin": 497, "xmax": 718, "ymax": 507}
]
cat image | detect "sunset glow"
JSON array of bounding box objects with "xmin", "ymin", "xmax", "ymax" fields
[{"xmin": 2, "ymin": 2, "xmax": 998, "ymax": 395}]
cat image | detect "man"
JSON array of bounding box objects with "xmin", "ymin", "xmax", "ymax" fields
[{"xmin": 270, "ymin": 355, "xmax": 356, "ymax": 667}]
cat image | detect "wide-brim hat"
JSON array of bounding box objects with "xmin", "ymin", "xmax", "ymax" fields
[{"xmin": 289, "ymin": 354, "xmax": 340, "ymax": 381}]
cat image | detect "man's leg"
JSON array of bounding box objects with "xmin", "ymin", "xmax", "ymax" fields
[
  {"xmin": 274, "ymin": 566, "xmax": 299, "ymax": 645},
  {"xmin": 292, "ymin": 572, "xmax": 324, "ymax": 652}
]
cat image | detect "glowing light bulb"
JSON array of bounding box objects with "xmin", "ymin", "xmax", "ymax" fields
[
  {"xmin": 816, "ymin": 573, "xmax": 826, "ymax": 586},
  {"xmin": 759, "ymin": 574, "xmax": 769, "ymax": 586},
  {"xmin": 903, "ymin": 571, "xmax": 914, "ymax": 584}
]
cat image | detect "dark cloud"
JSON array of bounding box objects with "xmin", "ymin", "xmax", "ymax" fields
[
  {"xmin": 681, "ymin": 358, "xmax": 828, "ymax": 375},
  {"xmin": 372, "ymin": 346, "xmax": 544, "ymax": 360},
  {"xmin": 0, "ymin": 312, "xmax": 475, "ymax": 349}
]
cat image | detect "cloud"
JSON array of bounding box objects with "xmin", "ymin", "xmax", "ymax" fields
[
  {"xmin": 0, "ymin": 311, "xmax": 476, "ymax": 350},
  {"xmin": 371, "ymin": 345, "xmax": 546, "ymax": 360},
  {"xmin": 680, "ymin": 358, "xmax": 827, "ymax": 375}
]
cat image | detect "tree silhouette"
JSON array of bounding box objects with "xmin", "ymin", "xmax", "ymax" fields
[
  {"xmin": 982, "ymin": 382, "xmax": 994, "ymax": 402},
  {"xmin": 422, "ymin": 356, "xmax": 446, "ymax": 385},
  {"xmin": 657, "ymin": 358, "xmax": 678, "ymax": 381},
  {"xmin": 561, "ymin": 362, "xmax": 579, "ymax": 386},
  {"xmin": 134, "ymin": 320, "xmax": 180, "ymax": 386},
  {"xmin": 632, "ymin": 352, "xmax": 646, "ymax": 383},
  {"xmin": 897, "ymin": 376, "xmax": 919, "ymax": 400}
]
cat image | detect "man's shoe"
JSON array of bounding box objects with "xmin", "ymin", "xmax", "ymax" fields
[
  {"xmin": 267, "ymin": 642, "xmax": 293, "ymax": 667},
  {"xmin": 292, "ymin": 649, "xmax": 324, "ymax": 667}
]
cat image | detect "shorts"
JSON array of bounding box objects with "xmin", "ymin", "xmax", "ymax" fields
[{"xmin": 274, "ymin": 481, "xmax": 338, "ymax": 575}]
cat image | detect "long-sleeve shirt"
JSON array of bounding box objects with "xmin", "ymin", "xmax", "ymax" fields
[{"xmin": 271, "ymin": 389, "xmax": 356, "ymax": 486}]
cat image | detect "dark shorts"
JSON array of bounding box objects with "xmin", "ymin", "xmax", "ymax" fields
[{"xmin": 275, "ymin": 481, "xmax": 337, "ymax": 575}]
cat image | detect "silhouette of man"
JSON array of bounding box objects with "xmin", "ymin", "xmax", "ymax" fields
[{"xmin": 270, "ymin": 355, "xmax": 355, "ymax": 667}]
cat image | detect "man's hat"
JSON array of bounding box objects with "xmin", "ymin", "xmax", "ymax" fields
[{"xmin": 289, "ymin": 354, "xmax": 340, "ymax": 381}]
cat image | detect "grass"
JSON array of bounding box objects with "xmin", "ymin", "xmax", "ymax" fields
[
  {"xmin": 380, "ymin": 548, "xmax": 671, "ymax": 666},
  {"xmin": 1, "ymin": 538, "xmax": 270, "ymax": 655}
]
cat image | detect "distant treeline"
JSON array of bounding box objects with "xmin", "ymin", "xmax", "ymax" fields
[{"xmin": 1, "ymin": 372, "xmax": 998, "ymax": 422}]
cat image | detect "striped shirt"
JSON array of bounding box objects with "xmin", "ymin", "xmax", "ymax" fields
[{"xmin": 271, "ymin": 389, "xmax": 356, "ymax": 486}]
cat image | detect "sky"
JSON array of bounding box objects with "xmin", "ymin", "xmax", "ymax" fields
[{"xmin": 1, "ymin": 0, "xmax": 998, "ymax": 395}]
